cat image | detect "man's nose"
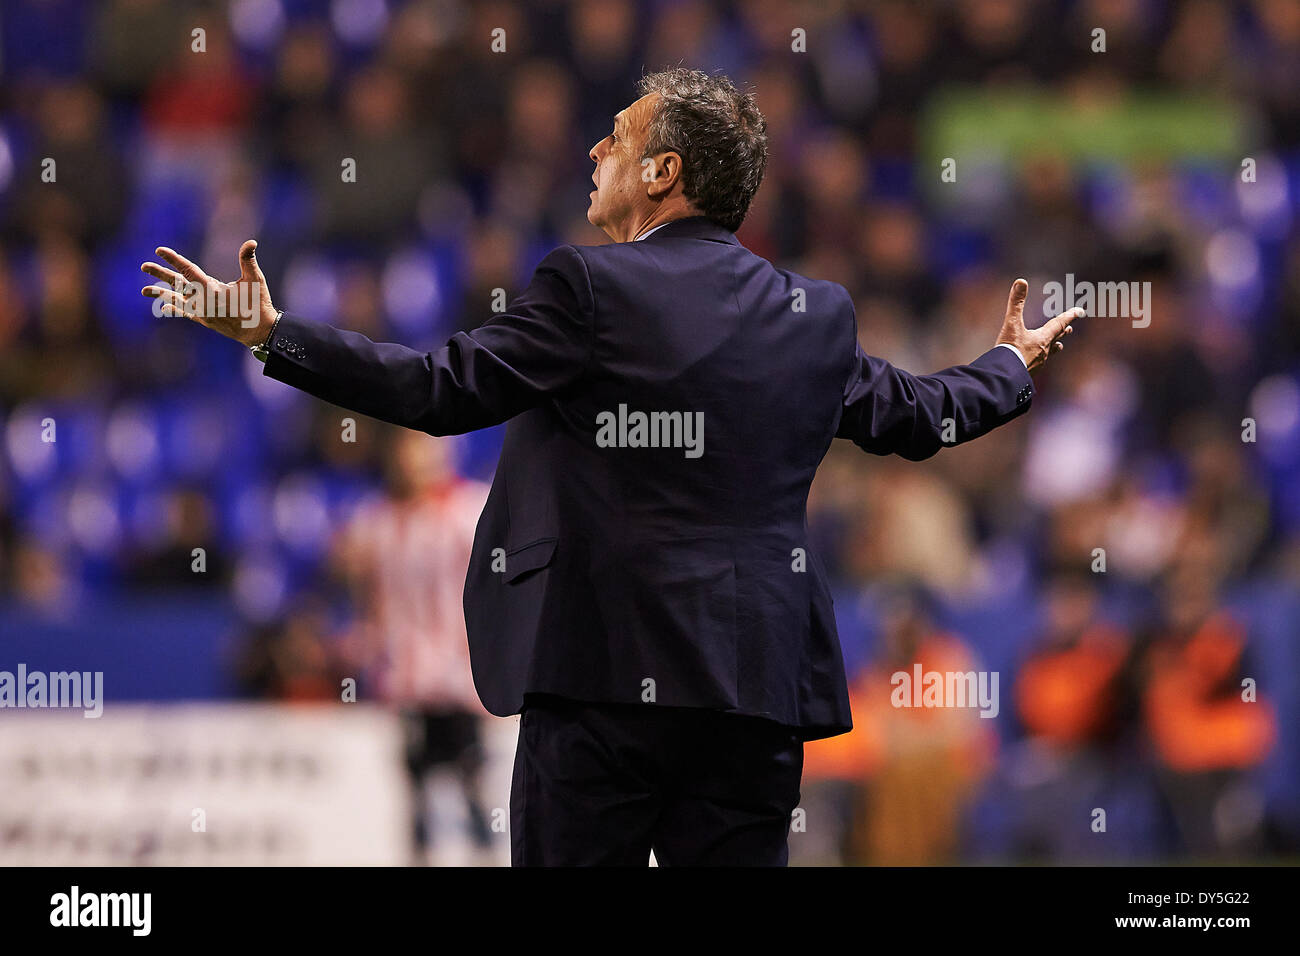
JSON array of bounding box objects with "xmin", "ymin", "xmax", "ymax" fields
[{"xmin": 589, "ymin": 137, "xmax": 607, "ymax": 164}]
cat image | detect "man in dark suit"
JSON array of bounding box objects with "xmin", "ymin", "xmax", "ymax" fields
[{"xmin": 141, "ymin": 68, "xmax": 1081, "ymax": 866}]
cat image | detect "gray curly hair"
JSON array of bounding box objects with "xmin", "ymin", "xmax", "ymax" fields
[{"xmin": 636, "ymin": 69, "xmax": 768, "ymax": 233}]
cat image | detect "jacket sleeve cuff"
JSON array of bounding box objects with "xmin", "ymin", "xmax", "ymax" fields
[
  {"xmin": 995, "ymin": 342, "xmax": 1028, "ymax": 367},
  {"xmin": 971, "ymin": 344, "xmax": 1035, "ymax": 417},
  {"xmin": 259, "ymin": 311, "xmax": 312, "ymax": 373}
]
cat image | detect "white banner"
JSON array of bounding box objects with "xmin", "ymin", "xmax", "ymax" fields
[{"xmin": 0, "ymin": 703, "xmax": 410, "ymax": 865}]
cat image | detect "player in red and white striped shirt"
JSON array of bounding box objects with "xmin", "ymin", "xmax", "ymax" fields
[{"xmin": 335, "ymin": 428, "xmax": 492, "ymax": 862}]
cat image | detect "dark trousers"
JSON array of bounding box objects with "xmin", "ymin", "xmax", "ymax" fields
[{"xmin": 510, "ymin": 694, "xmax": 804, "ymax": 866}]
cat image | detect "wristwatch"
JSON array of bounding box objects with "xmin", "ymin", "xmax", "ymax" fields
[{"xmin": 250, "ymin": 310, "xmax": 284, "ymax": 363}]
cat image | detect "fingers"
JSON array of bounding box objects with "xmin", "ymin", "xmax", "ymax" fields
[
  {"xmin": 155, "ymin": 246, "xmax": 208, "ymax": 284},
  {"xmin": 1004, "ymin": 278, "xmax": 1029, "ymax": 326},
  {"xmin": 999, "ymin": 278, "xmax": 1085, "ymax": 372},
  {"xmin": 141, "ymin": 246, "xmax": 216, "ymax": 320},
  {"xmin": 1029, "ymin": 310, "xmax": 1081, "ymax": 369},
  {"xmin": 140, "ymin": 261, "xmax": 183, "ymax": 287},
  {"xmin": 237, "ymin": 239, "xmax": 264, "ymax": 284},
  {"xmin": 140, "ymin": 284, "xmax": 192, "ymax": 318},
  {"xmin": 140, "ymin": 257, "xmax": 203, "ymax": 316},
  {"xmin": 1040, "ymin": 306, "xmax": 1085, "ymax": 342}
]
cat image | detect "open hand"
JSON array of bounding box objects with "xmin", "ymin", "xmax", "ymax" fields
[
  {"xmin": 996, "ymin": 278, "xmax": 1083, "ymax": 375},
  {"xmin": 140, "ymin": 240, "xmax": 277, "ymax": 349}
]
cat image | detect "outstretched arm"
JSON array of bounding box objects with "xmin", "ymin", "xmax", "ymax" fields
[
  {"xmin": 837, "ymin": 279, "xmax": 1082, "ymax": 461},
  {"xmin": 141, "ymin": 242, "xmax": 595, "ymax": 435}
]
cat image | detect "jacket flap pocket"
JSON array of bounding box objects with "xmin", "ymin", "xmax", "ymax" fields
[{"xmin": 503, "ymin": 537, "xmax": 558, "ymax": 583}]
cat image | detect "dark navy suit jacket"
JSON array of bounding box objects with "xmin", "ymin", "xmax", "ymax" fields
[{"xmin": 263, "ymin": 216, "xmax": 1033, "ymax": 740}]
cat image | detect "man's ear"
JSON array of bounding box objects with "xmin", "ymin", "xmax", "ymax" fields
[{"xmin": 642, "ymin": 151, "xmax": 683, "ymax": 199}]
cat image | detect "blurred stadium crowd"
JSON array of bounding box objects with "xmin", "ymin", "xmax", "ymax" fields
[{"xmin": 1, "ymin": 0, "xmax": 1298, "ymax": 865}]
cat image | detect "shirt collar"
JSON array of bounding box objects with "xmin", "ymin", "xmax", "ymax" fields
[{"xmin": 631, "ymin": 216, "xmax": 740, "ymax": 245}]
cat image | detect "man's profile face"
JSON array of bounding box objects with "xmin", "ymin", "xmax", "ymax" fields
[{"xmin": 588, "ymin": 93, "xmax": 658, "ymax": 241}]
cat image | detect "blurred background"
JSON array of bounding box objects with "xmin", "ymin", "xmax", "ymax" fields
[{"xmin": 0, "ymin": 0, "xmax": 1297, "ymax": 865}]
